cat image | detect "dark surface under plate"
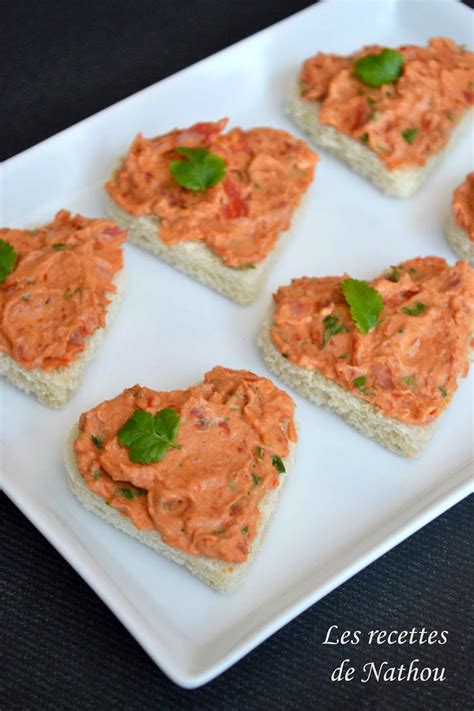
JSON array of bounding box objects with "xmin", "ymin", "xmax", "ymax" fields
[{"xmin": 1, "ymin": 1, "xmax": 473, "ymax": 708}]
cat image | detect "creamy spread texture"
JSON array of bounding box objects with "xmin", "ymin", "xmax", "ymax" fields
[
  {"xmin": 300, "ymin": 38, "xmax": 474, "ymax": 169},
  {"xmin": 106, "ymin": 119, "xmax": 317, "ymax": 267},
  {"xmin": 453, "ymin": 172, "xmax": 474, "ymax": 241},
  {"xmin": 0, "ymin": 211, "xmax": 125, "ymax": 370},
  {"xmin": 73, "ymin": 367, "xmax": 297, "ymax": 564},
  {"xmin": 271, "ymin": 258, "xmax": 474, "ymax": 425}
]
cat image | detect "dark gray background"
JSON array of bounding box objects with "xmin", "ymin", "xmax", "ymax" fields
[{"xmin": 2, "ymin": 1, "xmax": 473, "ymax": 708}]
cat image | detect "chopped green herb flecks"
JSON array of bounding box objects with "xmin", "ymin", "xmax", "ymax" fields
[
  {"xmin": 52, "ymin": 243, "xmax": 71, "ymax": 251},
  {"xmin": 387, "ymin": 266, "xmax": 401, "ymax": 283},
  {"xmin": 401, "ymin": 127, "xmax": 418, "ymax": 144},
  {"xmin": 91, "ymin": 435, "xmax": 104, "ymax": 449},
  {"xmin": 402, "ymin": 375, "xmax": 416, "ymax": 387},
  {"xmin": 322, "ymin": 315, "xmax": 348, "ymax": 349},
  {"xmin": 272, "ymin": 455, "xmax": 285, "ymax": 474},
  {"xmin": 353, "ymin": 376, "xmax": 367, "ymax": 393},
  {"xmin": 255, "ymin": 446, "xmax": 264, "ymax": 460},
  {"xmin": 402, "ymin": 302, "xmax": 426, "ymax": 317},
  {"xmin": 439, "ymin": 386, "xmax": 447, "ymax": 398},
  {"xmin": 21, "ymin": 293, "xmax": 31, "ymax": 302},
  {"xmin": 93, "ymin": 470, "xmax": 103, "ymax": 480},
  {"xmin": 252, "ymin": 475, "xmax": 262, "ymax": 486},
  {"xmin": 359, "ymin": 133, "xmax": 369, "ymax": 143},
  {"xmin": 241, "ymin": 526, "xmax": 249, "ymax": 535},
  {"xmin": 119, "ymin": 488, "xmax": 133, "ymax": 500}
]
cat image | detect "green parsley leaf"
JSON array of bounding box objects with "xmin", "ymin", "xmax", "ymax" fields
[
  {"xmin": 321, "ymin": 315, "xmax": 348, "ymax": 349},
  {"xmin": 439, "ymin": 386, "xmax": 447, "ymax": 398},
  {"xmin": 170, "ymin": 147, "xmax": 226, "ymax": 191},
  {"xmin": 252, "ymin": 475, "xmax": 262, "ymax": 486},
  {"xmin": 402, "ymin": 302, "xmax": 426, "ymax": 317},
  {"xmin": 118, "ymin": 407, "xmax": 182, "ymax": 464},
  {"xmin": 401, "ymin": 127, "xmax": 418, "ymax": 144},
  {"xmin": 272, "ymin": 455, "xmax": 286, "ymax": 474},
  {"xmin": 119, "ymin": 488, "xmax": 134, "ymax": 500},
  {"xmin": 91, "ymin": 435, "xmax": 104, "ymax": 449},
  {"xmin": 0, "ymin": 240, "xmax": 17, "ymax": 283},
  {"xmin": 342, "ymin": 278, "xmax": 383, "ymax": 334},
  {"xmin": 241, "ymin": 526, "xmax": 249, "ymax": 535},
  {"xmin": 353, "ymin": 376, "xmax": 367, "ymax": 393},
  {"xmin": 353, "ymin": 48, "xmax": 404, "ymax": 87}
]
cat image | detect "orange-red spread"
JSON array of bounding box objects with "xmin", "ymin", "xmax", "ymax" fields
[
  {"xmin": 106, "ymin": 119, "xmax": 317, "ymax": 267},
  {"xmin": 73, "ymin": 367, "xmax": 297, "ymax": 564},
  {"xmin": 453, "ymin": 172, "xmax": 474, "ymax": 241},
  {"xmin": 271, "ymin": 258, "xmax": 474, "ymax": 425},
  {"xmin": 300, "ymin": 38, "xmax": 474, "ymax": 169},
  {"xmin": 0, "ymin": 211, "xmax": 125, "ymax": 370}
]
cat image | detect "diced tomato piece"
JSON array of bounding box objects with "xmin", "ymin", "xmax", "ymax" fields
[{"xmin": 222, "ymin": 177, "xmax": 248, "ymax": 219}]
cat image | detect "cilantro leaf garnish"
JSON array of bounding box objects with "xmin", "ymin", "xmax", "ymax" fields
[
  {"xmin": 170, "ymin": 147, "xmax": 226, "ymax": 191},
  {"xmin": 118, "ymin": 407, "xmax": 182, "ymax": 464},
  {"xmin": 322, "ymin": 315, "xmax": 348, "ymax": 349},
  {"xmin": 402, "ymin": 302, "xmax": 426, "ymax": 317},
  {"xmin": 272, "ymin": 455, "xmax": 286, "ymax": 474},
  {"xmin": 401, "ymin": 127, "xmax": 419, "ymax": 144},
  {"xmin": 353, "ymin": 48, "xmax": 404, "ymax": 87},
  {"xmin": 342, "ymin": 278, "xmax": 383, "ymax": 334},
  {"xmin": 0, "ymin": 240, "xmax": 17, "ymax": 283}
]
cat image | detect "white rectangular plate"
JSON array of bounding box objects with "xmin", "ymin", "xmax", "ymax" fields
[{"xmin": 2, "ymin": 0, "xmax": 473, "ymax": 689}]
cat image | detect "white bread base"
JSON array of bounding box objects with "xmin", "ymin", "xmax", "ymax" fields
[
  {"xmin": 106, "ymin": 196, "xmax": 293, "ymax": 305},
  {"xmin": 65, "ymin": 424, "xmax": 296, "ymax": 592},
  {"xmin": 0, "ymin": 270, "xmax": 125, "ymax": 408},
  {"xmin": 259, "ymin": 306, "xmax": 436, "ymax": 458},
  {"xmin": 444, "ymin": 206, "xmax": 474, "ymax": 265},
  {"xmin": 286, "ymin": 80, "xmax": 473, "ymax": 198}
]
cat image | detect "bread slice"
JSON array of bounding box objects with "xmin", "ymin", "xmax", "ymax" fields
[
  {"xmin": 286, "ymin": 80, "xmax": 473, "ymax": 198},
  {"xmin": 444, "ymin": 206, "xmax": 474, "ymax": 265},
  {"xmin": 65, "ymin": 425, "xmax": 295, "ymax": 592},
  {"xmin": 0, "ymin": 270, "xmax": 125, "ymax": 408},
  {"xmin": 259, "ymin": 305, "xmax": 436, "ymax": 458},
  {"xmin": 106, "ymin": 196, "xmax": 295, "ymax": 305}
]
